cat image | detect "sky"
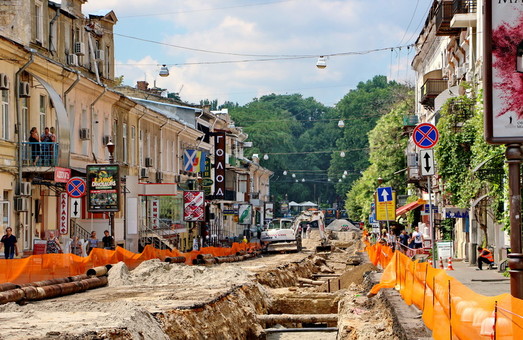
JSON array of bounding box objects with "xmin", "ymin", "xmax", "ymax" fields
[{"xmin": 76, "ymin": 0, "xmax": 433, "ymax": 107}]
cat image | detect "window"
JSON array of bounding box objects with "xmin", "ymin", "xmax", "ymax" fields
[
  {"xmin": 22, "ymin": 98, "xmax": 28, "ymax": 141},
  {"xmin": 34, "ymin": 1, "xmax": 43, "ymax": 43},
  {"xmin": 39, "ymin": 95, "xmax": 46, "ymax": 134},
  {"xmin": 1, "ymin": 89, "xmax": 9, "ymax": 140},
  {"xmin": 0, "ymin": 200, "xmax": 10, "ymax": 227},
  {"xmin": 130, "ymin": 126, "xmax": 135, "ymax": 166},
  {"xmin": 122, "ymin": 123, "xmax": 128, "ymax": 163}
]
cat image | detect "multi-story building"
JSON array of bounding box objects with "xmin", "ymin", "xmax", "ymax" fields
[
  {"xmin": 408, "ymin": 0, "xmax": 507, "ymax": 263},
  {"xmin": 0, "ymin": 0, "xmax": 271, "ymax": 255}
]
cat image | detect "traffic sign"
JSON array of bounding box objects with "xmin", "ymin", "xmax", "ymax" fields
[
  {"xmin": 420, "ymin": 149, "xmax": 435, "ymax": 176},
  {"xmin": 377, "ymin": 187, "xmax": 393, "ymax": 202},
  {"xmin": 412, "ymin": 123, "xmax": 439, "ymax": 149},
  {"xmin": 66, "ymin": 177, "xmax": 87, "ymax": 198},
  {"xmin": 375, "ymin": 191, "xmax": 396, "ymax": 221},
  {"xmin": 70, "ymin": 198, "xmax": 82, "ymax": 218}
]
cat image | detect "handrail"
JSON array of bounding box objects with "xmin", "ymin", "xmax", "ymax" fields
[{"xmin": 70, "ymin": 220, "xmax": 91, "ymax": 241}]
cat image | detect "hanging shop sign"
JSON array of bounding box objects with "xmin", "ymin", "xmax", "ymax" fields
[
  {"xmin": 86, "ymin": 164, "xmax": 120, "ymax": 212},
  {"xmin": 484, "ymin": 1, "xmax": 523, "ymax": 143},
  {"xmin": 214, "ymin": 131, "xmax": 226, "ymax": 199},
  {"xmin": 238, "ymin": 204, "xmax": 252, "ymax": 225},
  {"xmin": 183, "ymin": 191, "xmax": 205, "ymax": 222}
]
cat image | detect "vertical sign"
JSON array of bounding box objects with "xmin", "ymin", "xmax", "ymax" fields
[
  {"xmin": 484, "ymin": 1, "xmax": 523, "ymax": 144},
  {"xmin": 59, "ymin": 192, "xmax": 68, "ymax": 234},
  {"xmin": 151, "ymin": 199, "xmax": 159, "ymax": 229},
  {"xmin": 202, "ymin": 157, "xmax": 212, "ymax": 196},
  {"xmin": 86, "ymin": 164, "xmax": 120, "ymax": 212},
  {"xmin": 183, "ymin": 191, "xmax": 205, "ymax": 222},
  {"xmin": 264, "ymin": 202, "xmax": 274, "ymax": 221},
  {"xmin": 238, "ymin": 204, "xmax": 252, "ymax": 225},
  {"xmin": 214, "ymin": 131, "xmax": 226, "ymax": 198}
]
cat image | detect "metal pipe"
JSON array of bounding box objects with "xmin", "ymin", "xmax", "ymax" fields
[
  {"xmin": 506, "ymin": 144, "xmax": 523, "ymax": 299},
  {"xmin": 0, "ymin": 283, "xmax": 19, "ymax": 292},
  {"xmin": 164, "ymin": 256, "xmax": 186, "ymax": 263}
]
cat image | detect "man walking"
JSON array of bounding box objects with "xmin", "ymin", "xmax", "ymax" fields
[{"xmin": 0, "ymin": 227, "xmax": 18, "ymax": 259}]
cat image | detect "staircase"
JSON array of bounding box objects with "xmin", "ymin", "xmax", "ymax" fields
[
  {"xmin": 70, "ymin": 219, "xmax": 91, "ymax": 241},
  {"xmin": 139, "ymin": 222, "xmax": 179, "ymax": 250}
]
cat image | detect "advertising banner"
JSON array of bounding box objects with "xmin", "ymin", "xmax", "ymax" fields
[
  {"xmin": 86, "ymin": 164, "xmax": 120, "ymax": 212},
  {"xmin": 238, "ymin": 204, "xmax": 252, "ymax": 225},
  {"xmin": 484, "ymin": 1, "xmax": 523, "ymax": 143},
  {"xmin": 214, "ymin": 131, "xmax": 226, "ymax": 198},
  {"xmin": 264, "ymin": 202, "xmax": 274, "ymax": 220},
  {"xmin": 183, "ymin": 191, "xmax": 205, "ymax": 222}
]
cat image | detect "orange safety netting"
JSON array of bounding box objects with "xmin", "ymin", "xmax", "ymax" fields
[
  {"xmin": 366, "ymin": 242, "xmax": 523, "ymax": 340},
  {"xmin": 0, "ymin": 242, "xmax": 260, "ymax": 285}
]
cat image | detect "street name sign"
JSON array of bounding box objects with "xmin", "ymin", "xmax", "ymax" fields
[{"xmin": 420, "ymin": 149, "xmax": 435, "ymax": 176}]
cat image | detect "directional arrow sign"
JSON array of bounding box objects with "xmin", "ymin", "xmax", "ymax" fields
[
  {"xmin": 70, "ymin": 198, "xmax": 82, "ymax": 219},
  {"xmin": 377, "ymin": 187, "xmax": 393, "ymax": 202},
  {"xmin": 420, "ymin": 149, "xmax": 435, "ymax": 176}
]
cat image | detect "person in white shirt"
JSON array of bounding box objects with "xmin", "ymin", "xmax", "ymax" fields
[{"xmin": 411, "ymin": 226, "xmax": 424, "ymax": 249}]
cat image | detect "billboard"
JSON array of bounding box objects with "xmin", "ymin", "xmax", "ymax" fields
[
  {"xmin": 183, "ymin": 191, "xmax": 205, "ymax": 222},
  {"xmin": 484, "ymin": 1, "xmax": 523, "ymax": 143},
  {"xmin": 238, "ymin": 204, "xmax": 252, "ymax": 225},
  {"xmin": 264, "ymin": 202, "xmax": 274, "ymax": 220},
  {"xmin": 86, "ymin": 164, "xmax": 120, "ymax": 212}
]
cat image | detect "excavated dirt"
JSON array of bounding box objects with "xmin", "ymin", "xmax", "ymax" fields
[{"xmin": 0, "ymin": 230, "xmax": 405, "ymax": 340}]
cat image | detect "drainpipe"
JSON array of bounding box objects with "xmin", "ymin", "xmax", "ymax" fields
[
  {"xmin": 137, "ymin": 108, "xmax": 148, "ymax": 169},
  {"xmin": 176, "ymin": 124, "xmax": 188, "ymax": 174},
  {"xmin": 63, "ymin": 71, "xmax": 80, "ymax": 106},
  {"xmin": 159, "ymin": 117, "xmax": 169, "ymax": 174},
  {"xmin": 90, "ymin": 86, "xmax": 106, "ymax": 161},
  {"xmin": 48, "ymin": 10, "xmax": 61, "ymax": 55}
]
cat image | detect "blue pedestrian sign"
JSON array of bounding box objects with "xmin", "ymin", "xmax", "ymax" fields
[
  {"xmin": 377, "ymin": 187, "xmax": 393, "ymax": 202},
  {"xmin": 66, "ymin": 177, "xmax": 87, "ymax": 198},
  {"xmin": 412, "ymin": 123, "xmax": 439, "ymax": 149}
]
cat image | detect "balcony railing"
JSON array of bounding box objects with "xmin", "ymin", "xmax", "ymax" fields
[
  {"xmin": 453, "ymin": 0, "xmax": 476, "ymax": 14},
  {"xmin": 420, "ymin": 79, "xmax": 448, "ymax": 108},
  {"xmin": 21, "ymin": 142, "xmax": 59, "ymax": 167},
  {"xmin": 436, "ymin": 1, "xmax": 461, "ymax": 36}
]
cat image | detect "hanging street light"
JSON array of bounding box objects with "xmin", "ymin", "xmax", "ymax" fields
[
  {"xmin": 343, "ymin": 170, "xmax": 348, "ymax": 176},
  {"xmin": 283, "ymin": 170, "xmax": 288, "ymax": 175},
  {"xmin": 159, "ymin": 64, "xmax": 170, "ymax": 77},
  {"xmin": 263, "ymin": 154, "xmax": 269, "ymax": 160},
  {"xmin": 338, "ymin": 120, "xmax": 345, "ymax": 128},
  {"xmin": 340, "ymin": 151, "xmax": 346, "ymax": 157},
  {"xmin": 316, "ymin": 56, "xmax": 327, "ymax": 69}
]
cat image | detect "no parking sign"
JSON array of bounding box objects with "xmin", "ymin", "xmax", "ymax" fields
[{"xmin": 412, "ymin": 123, "xmax": 439, "ymax": 149}]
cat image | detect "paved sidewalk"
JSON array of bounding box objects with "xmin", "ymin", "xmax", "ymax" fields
[{"xmin": 443, "ymin": 259, "xmax": 510, "ymax": 296}]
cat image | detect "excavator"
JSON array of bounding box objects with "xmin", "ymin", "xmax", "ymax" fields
[{"xmin": 260, "ymin": 209, "xmax": 331, "ymax": 252}]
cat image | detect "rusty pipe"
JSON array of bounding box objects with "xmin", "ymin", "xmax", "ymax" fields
[
  {"xmin": 165, "ymin": 256, "xmax": 186, "ymax": 263},
  {"xmin": 86, "ymin": 265, "xmax": 112, "ymax": 277},
  {"xmin": 0, "ymin": 283, "xmax": 19, "ymax": 292}
]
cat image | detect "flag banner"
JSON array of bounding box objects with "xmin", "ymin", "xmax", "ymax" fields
[{"xmin": 183, "ymin": 150, "xmax": 207, "ymax": 172}]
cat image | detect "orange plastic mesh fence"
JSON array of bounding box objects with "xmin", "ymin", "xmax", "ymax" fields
[
  {"xmin": 366, "ymin": 242, "xmax": 523, "ymax": 339},
  {"xmin": 0, "ymin": 242, "xmax": 260, "ymax": 285}
]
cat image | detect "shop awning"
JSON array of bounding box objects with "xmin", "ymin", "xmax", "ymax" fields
[{"xmin": 396, "ymin": 199, "xmax": 426, "ymax": 216}]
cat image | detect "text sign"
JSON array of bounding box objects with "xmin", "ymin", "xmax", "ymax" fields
[
  {"xmin": 412, "ymin": 123, "xmax": 439, "ymax": 149},
  {"xmin": 66, "ymin": 177, "xmax": 87, "ymax": 198},
  {"xmin": 54, "ymin": 167, "xmax": 71, "ymax": 183},
  {"xmin": 420, "ymin": 149, "xmax": 435, "ymax": 176},
  {"xmin": 484, "ymin": 1, "xmax": 523, "ymax": 143},
  {"xmin": 377, "ymin": 187, "xmax": 393, "ymax": 202},
  {"xmin": 214, "ymin": 131, "xmax": 226, "ymax": 199},
  {"xmin": 70, "ymin": 198, "xmax": 82, "ymax": 219},
  {"xmin": 59, "ymin": 192, "xmax": 68, "ymax": 234},
  {"xmin": 375, "ymin": 192, "xmax": 396, "ymax": 221}
]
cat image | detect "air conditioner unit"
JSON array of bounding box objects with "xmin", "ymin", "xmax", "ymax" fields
[
  {"xmin": 67, "ymin": 54, "xmax": 78, "ymax": 66},
  {"xmin": 102, "ymin": 135, "xmax": 111, "ymax": 145},
  {"xmin": 140, "ymin": 167, "xmax": 149, "ymax": 178},
  {"xmin": 16, "ymin": 182, "xmax": 32, "ymax": 196},
  {"xmin": 14, "ymin": 197, "xmax": 29, "ymax": 212},
  {"xmin": 79, "ymin": 128, "xmax": 90, "ymax": 140},
  {"xmin": 407, "ymin": 153, "xmax": 418, "ymax": 167},
  {"xmin": 0, "ymin": 73, "xmax": 9, "ymax": 90},
  {"xmin": 19, "ymin": 82, "xmax": 30, "ymax": 97},
  {"xmin": 145, "ymin": 157, "xmax": 153, "ymax": 167},
  {"xmin": 74, "ymin": 42, "xmax": 86, "ymax": 56},
  {"xmin": 94, "ymin": 49, "xmax": 105, "ymax": 61},
  {"xmin": 155, "ymin": 171, "xmax": 163, "ymax": 182}
]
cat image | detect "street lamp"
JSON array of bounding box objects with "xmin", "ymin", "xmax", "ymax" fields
[
  {"xmin": 316, "ymin": 56, "xmax": 327, "ymax": 69},
  {"xmin": 106, "ymin": 141, "xmax": 115, "ymax": 239},
  {"xmin": 338, "ymin": 120, "xmax": 345, "ymax": 128},
  {"xmin": 159, "ymin": 64, "xmax": 170, "ymax": 77},
  {"xmin": 263, "ymin": 154, "xmax": 269, "ymax": 160}
]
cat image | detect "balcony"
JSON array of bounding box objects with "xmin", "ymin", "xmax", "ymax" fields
[
  {"xmin": 420, "ymin": 79, "xmax": 448, "ymax": 109},
  {"xmin": 451, "ymin": 0, "xmax": 477, "ymax": 28},
  {"xmin": 21, "ymin": 142, "xmax": 59, "ymax": 168},
  {"xmin": 436, "ymin": 1, "xmax": 461, "ymax": 36}
]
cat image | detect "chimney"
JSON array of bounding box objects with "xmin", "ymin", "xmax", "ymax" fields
[{"xmin": 136, "ymin": 81, "xmax": 149, "ymax": 91}]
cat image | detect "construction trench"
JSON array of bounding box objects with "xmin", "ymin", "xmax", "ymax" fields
[{"xmin": 0, "ymin": 232, "xmax": 414, "ymax": 340}]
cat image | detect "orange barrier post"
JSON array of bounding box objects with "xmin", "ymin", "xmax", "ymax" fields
[
  {"xmin": 439, "ymin": 257, "xmax": 445, "ymax": 270},
  {"xmin": 446, "ymin": 257, "xmax": 454, "ymax": 271}
]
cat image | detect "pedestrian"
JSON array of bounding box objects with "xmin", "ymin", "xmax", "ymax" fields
[
  {"xmin": 40, "ymin": 127, "xmax": 52, "ymax": 165},
  {"xmin": 476, "ymin": 246, "xmax": 495, "ymax": 270},
  {"xmin": 102, "ymin": 230, "xmax": 114, "ymax": 250},
  {"xmin": 0, "ymin": 227, "xmax": 18, "ymax": 259},
  {"xmin": 242, "ymin": 235, "xmax": 248, "ymax": 243},
  {"xmin": 87, "ymin": 231, "xmax": 98, "ymax": 255},
  {"xmin": 29, "ymin": 127, "xmax": 40, "ymax": 165},
  {"xmin": 49, "ymin": 126, "xmax": 56, "ymax": 164},
  {"xmin": 70, "ymin": 236, "xmax": 83, "ymax": 256},
  {"xmin": 411, "ymin": 226, "xmax": 424, "ymax": 249},
  {"xmin": 306, "ymin": 224, "xmax": 311, "ymax": 239},
  {"xmin": 256, "ymin": 225, "xmax": 262, "ymax": 240},
  {"xmin": 192, "ymin": 237, "xmax": 199, "ymax": 251},
  {"xmin": 398, "ymin": 230, "xmax": 409, "ymax": 252},
  {"xmin": 45, "ymin": 231, "xmax": 62, "ymax": 254}
]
